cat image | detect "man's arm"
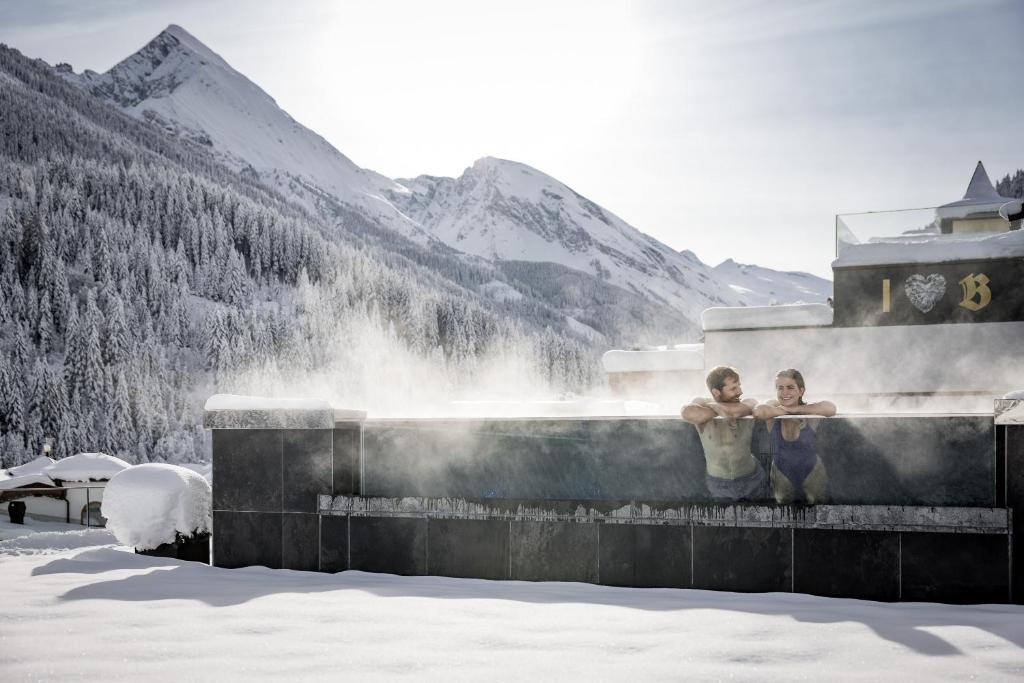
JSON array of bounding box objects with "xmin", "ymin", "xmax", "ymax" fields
[{"xmin": 681, "ymin": 398, "xmax": 717, "ymax": 426}]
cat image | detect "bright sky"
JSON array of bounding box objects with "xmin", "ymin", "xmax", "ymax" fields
[{"xmin": 2, "ymin": 0, "xmax": 1023, "ymax": 277}]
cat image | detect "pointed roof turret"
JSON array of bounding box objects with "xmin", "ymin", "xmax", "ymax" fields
[
  {"xmin": 938, "ymin": 160, "xmax": 1015, "ymax": 210},
  {"xmin": 962, "ymin": 161, "xmax": 1003, "ymax": 202}
]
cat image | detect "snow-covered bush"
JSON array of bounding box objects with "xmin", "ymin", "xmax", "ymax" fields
[{"xmin": 102, "ymin": 464, "xmax": 212, "ymax": 550}]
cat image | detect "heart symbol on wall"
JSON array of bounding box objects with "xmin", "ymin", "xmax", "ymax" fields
[{"xmin": 904, "ymin": 274, "xmax": 946, "ymax": 313}]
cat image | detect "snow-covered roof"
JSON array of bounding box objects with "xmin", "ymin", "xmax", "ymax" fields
[
  {"xmin": 833, "ymin": 227, "xmax": 1024, "ymax": 268},
  {"xmin": 204, "ymin": 394, "xmax": 332, "ymax": 411},
  {"xmin": 701, "ymin": 304, "xmax": 833, "ymax": 332},
  {"xmin": 43, "ymin": 453, "xmax": 131, "ymax": 483},
  {"xmin": 0, "ymin": 474, "xmax": 56, "ymax": 491},
  {"xmin": 102, "ymin": 464, "xmax": 212, "ymax": 550},
  {"xmin": 5, "ymin": 456, "xmax": 55, "ymax": 478},
  {"xmin": 602, "ymin": 344, "xmax": 705, "ymax": 373}
]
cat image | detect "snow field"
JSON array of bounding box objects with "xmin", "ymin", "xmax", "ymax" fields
[{"xmin": 0, "ymin": 522, "xmax": 1022, "ymax": 681}]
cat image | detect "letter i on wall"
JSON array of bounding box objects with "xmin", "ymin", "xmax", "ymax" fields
[{"xmin": 882, "ymin": 278, "xmax": 891, "ymax": 313}]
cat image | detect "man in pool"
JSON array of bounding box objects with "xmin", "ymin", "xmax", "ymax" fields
[{"xmin": 681, "ymin": 366, "xmax": 767, "ymax": 502}]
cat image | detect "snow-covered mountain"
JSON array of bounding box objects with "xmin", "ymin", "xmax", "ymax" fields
[
  {"xmin": 62, "ymin": 24, "xmax": 430, "ymax": 242},
  {"xmin": 712, "ymin": 259, "xmax": 833, "ymax": 307},
  {"xmin": 60, "ymin": 24, "xmax": 829, "ymax": 329},
  {"xmin": 390, "ymin": 158, "xmax": 744, "ymax": 321}
]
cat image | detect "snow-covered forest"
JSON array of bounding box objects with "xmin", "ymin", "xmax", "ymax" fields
[{"xmin": 0, "ymin": 45, "xmax": 598, "ymax": 467}]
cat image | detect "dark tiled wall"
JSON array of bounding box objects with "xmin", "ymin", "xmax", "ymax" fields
[
  {"xmin": 1002, "ymin": 423, "xmax": 1024, "ymax": 604},
  {"xmin": 317, "ymin": 514, "xmax": 1010, "ymax": 603},
  {"xmin": 359, "ymin": 417, "xmax": 995, "ymax": 507},
  {"xmin": 211, "ymin": 428, "xmax": 331, "ymax": 570}
]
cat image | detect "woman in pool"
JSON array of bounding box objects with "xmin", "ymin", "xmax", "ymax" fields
[{"xmin": 753, "ymin": 369, "xmax": 836, "ymax": 504}]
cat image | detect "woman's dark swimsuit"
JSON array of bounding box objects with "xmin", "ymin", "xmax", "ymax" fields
[{"xmin": 770, "ymin": 418, "xmax": 818, "ymax": 489}]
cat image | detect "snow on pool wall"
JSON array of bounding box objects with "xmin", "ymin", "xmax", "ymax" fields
[{"xmin": 206, "ymin": 403, "xmax": 1022, "ymax": 603}]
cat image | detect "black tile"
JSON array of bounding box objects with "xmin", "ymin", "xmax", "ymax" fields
[
  {"xmin": 599, "ymin": 524, "xmax": 691, "ymax": 588},
  {"xmin": 1006, "ymin": 426, "xmax": 1024, "ymax": 510},
  {"xmin": 212, "ymin": 430, "xmax": 282, "ymax": 512},
  {"xmin": 333, "ymin": 425, "xmax": 362, "ymax": 495},
  {"xmin": 598, "ymin": 524, "xmax": 634, "ymax": 587},
  {"xmin": 510, "ymin": 521, "xmax": 598, "ymax": 583},
  {"xmin": 212, "ymin": 510, "xmax": 282, "ymax": 569},
  {"xmin": 692, "ymin": 526, "xmax": 791, "ymax": 593},
  {"xmin": 320, "ymin": 515, "xmax": 349, "ymax": 573},
  {"xmin": 282, "ymin": 513, "xmax": 319, "ymax": 571},
  {"xmin": 283, "ymin": 430, "xmax": 333, "ymax": 513},
  {"xmin": 1006, "ymin": 426, "xmax": 1024, "ymax": 604},
  {"xmin": 427, "ymin": 518, "xmax": 510, "ymax": 580},
  {"xmin": 634, "ymin": 525, "xmax": 691, "ymax": 588},
  {"xmin": 900, "ymin": 532, "xmax": 1010, "ymax": 604},
  {"xmin": 793, "ymin": 529, "xmax": 899, "ymax": 601},
  {"xmin": 349, "ymin": 516, "xmax": 427, "ymax": 576}
]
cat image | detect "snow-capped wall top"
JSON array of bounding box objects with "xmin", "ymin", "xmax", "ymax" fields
[
  {"xmin": 43, "ymin": 453, "xmax": 131, "ymax": 482},
  {"xmin": 102, "ymin": 463, "xmax": 212, "ymax": 550},
  {"xmin": 701, "ymin": 303, "xmax": 834, "ymax": 331},
  {"xmin": 204, "ymin": 394, "xmax": 332, "ymax": 411}
]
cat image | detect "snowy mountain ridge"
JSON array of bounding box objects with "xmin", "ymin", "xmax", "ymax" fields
[
  {"xmin": 712, "ymin": 259, "xmax": 832, "ymax": 307},
  {"xmin": 62, "ymin": 25, "xmax": 431, "ymax": 243},
  {"xmin": 60, "ymin": 24, "xmax": 830, "ymax": 328},
  {"xmin": 390, "ymin": 157, "xmax": 745, "ymax": 320}
]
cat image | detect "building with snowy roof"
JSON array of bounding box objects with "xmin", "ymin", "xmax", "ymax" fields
[
  {"xmin": 2, "ymin": 452, "xmax": 130, "ymax": 526},
  {"xmin": 601, "ymin": 161, "xmax": 1024, "ymax": 411}
]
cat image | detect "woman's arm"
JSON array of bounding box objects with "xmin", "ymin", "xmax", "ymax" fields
[{"xmin": 787, "ymin": 400, "xmax": 837, "ymax": 417}]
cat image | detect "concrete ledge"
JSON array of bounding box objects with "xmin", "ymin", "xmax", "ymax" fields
[
  {"xmin": 318, "ymin": 495, "xmax": 1010, "ymax": 534},
  {"xmin": 204, "ymin": 408, "xmax": 335, "ymax": 430}
]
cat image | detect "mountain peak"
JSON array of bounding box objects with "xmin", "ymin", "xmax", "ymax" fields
[{"xmin": 157, "ymin": 24, "xmax": 225, "ymax": 65}]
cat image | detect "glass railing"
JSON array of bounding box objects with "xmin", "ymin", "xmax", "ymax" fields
[{"xmin": 835, "ymin": 206, "xmax": 1017, "ymax": 261}]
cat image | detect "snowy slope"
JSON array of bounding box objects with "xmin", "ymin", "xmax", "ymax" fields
[
  {"xmin": 62, "ymin": 25, "xmax": 430, "ymax": 242},
  {"xmin": 713, "ymin": 258, "xmax": 833, "ymax": 306},
  {"xmin": 391, "ymin": 158, "xmax": 745, "ymax": 321}
]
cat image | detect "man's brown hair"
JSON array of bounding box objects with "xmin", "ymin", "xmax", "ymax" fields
[{"xmin": 705, "ymin": 365, "xmax": 740, "ymax": 394}]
